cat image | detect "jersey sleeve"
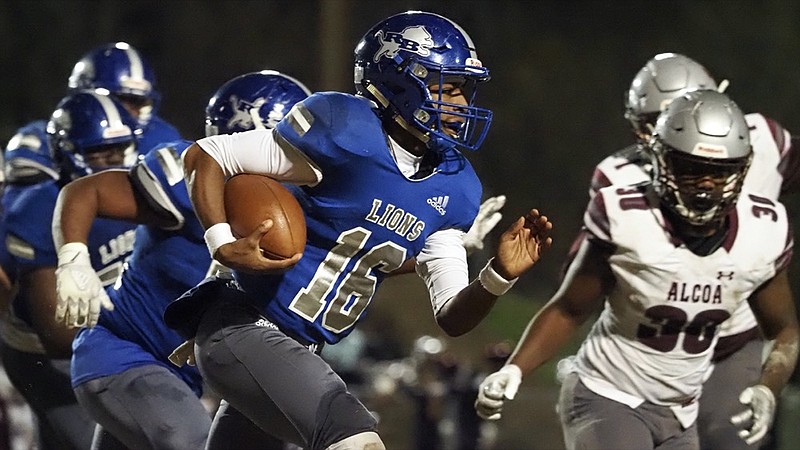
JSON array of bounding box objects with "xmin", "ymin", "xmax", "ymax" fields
[
  {"xmin": 129, "ymin": 140, "xmax": 193, "ymax": 230},
  {"xmin": 583, "ymin": 189, "xmax": 612, "ymax": 244},
  {"xmin": 775, "ymin": 220, "xmax": 794, "ymax": 272},
  {"xmin": 779, "ymin": 136, "xmax": 800, "ymax": 194},
  {"xmin": 4, "ymin": 183, "xmax": 59, "ymax": 268},
  {"xmin": 275, "ymin": 93, "xmax": 388, "ymax": 169}
]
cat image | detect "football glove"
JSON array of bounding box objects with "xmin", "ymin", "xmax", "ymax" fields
[
  {"xmin": 475, "ymin": 364, "xmax": 522, "ymax": 420},
  {"xmin": 55, "ymin": 242, "xmax": 113, "ymax": 328},
  {"xmin": 168, "ymin": 339, "xmax": 196, "ymax": 367},
  {"xmin": 463, "ymin": 195, "xmax": 506, "ymax": 254},
  {"xmin": 730, "ymin": 384, "xmax": 776, "ymax": 445}
]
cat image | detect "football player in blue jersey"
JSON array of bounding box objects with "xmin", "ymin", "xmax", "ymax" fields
[
  {"xmin": 1, "ymin": 91, "xmax": 141, "ymax": 450},
  {"xmin": 0, "ymin": 120, "xmax": 56, "ymax": 448},
  {"xmin": 1, "ymin": 120, "xmax": 61, "ymax": 307},
  {"xmin": 68, "ymin": 41, "xmax": 182, "ymax": 153},
  {"xmin": 162, "ymin": 11, "xmax": 553, "ymax": 450},
  {"xmin": 52, "ymin": 71, "xmax": 312, "ymax": 450}
]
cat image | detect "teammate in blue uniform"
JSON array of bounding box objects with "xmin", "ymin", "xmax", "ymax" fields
[
  {"xmin": 1, "ymin": 120, "xmax": 61, "ymax": 303},
  {"xmin": 0, "ymin": 120, "xmax": 58, "ymax": 448},
  {"xmin": 52, "ymin": 71, "xmax": 312, "ymax": 450},
  {"xmin": 164, "ymin": 11, "xmax": 553, "ymax": 450},
  {"xmin": 68, "ymin": 41, "xmax": 182, "ymax": 152},
  {"xmin": 1, "ymin": 91, "xmax": 140, "ymax": 449}
]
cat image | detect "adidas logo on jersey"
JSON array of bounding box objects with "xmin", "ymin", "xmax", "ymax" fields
[{"xmin": 427, "ymin": 195, "xmax": 449, "ymax": 216}]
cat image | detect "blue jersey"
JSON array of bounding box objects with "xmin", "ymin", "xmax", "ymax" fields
[
  {"xmin": 137, "ymin": 115, "xmax": 182, "ymax": 154},
  {"xmin": 71, "ymin": 140, "xmax": 207, "ymax": 394},
  {"xmin": 4, "ymin": 180, "xmax": 136, "ymax": 328},
  {"xmin": 0, "ymin": 185, "xmax": 26, "ymax": 284},
  {"xmin": 234, "ymin": 93, "xmax": 481, "ymax": 345}
]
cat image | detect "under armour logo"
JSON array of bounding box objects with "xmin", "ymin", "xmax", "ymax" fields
[{"xmin": 717, "ymin": 271, "xmax": 734, "ymax": 280}]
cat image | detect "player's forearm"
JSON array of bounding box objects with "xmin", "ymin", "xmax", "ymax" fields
[
  {"xmin": 508, "ymin": 302, "xmax": 589, "ymax": 375},
  {"xmin": 54, "ymin": 171, "xmax": 139, "ymax": 247},
  {"xmin": 760, "ymin": 326, "xmax": 799, "ymax": 396},
  {"xmin": 184, "ymin": 143, "xmax": 228, "ymax": 229},
  {"xmin": 435, "ymin": 280, "xmax": 499, "ymax": 336}
]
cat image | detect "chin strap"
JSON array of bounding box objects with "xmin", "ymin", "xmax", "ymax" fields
[{"xmin": 365, "ymin": 83, "xmax": 431, "ymax": 145}]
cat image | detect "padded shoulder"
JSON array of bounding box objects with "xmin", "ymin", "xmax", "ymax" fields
[{"xmin": 276, "ymin": 92, "xmax": 386, "ymax": 163}]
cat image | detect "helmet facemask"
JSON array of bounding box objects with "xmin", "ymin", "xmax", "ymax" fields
[{"xmin": 651, "ymin": 139, "xmax": 751, "ymax": 227}]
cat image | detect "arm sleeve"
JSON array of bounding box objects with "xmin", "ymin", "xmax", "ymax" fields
[
  {"xmin": 414, "ymin": 228, "xmax": 469, "ymax": 314},
  {"xmin": 195, "ymin": 129, "xmax": 322, "ymax": 185}
]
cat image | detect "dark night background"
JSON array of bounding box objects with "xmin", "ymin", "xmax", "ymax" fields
[{"xmin": 2, "ymin": 1, "xmax": 800, "ymax": 448}]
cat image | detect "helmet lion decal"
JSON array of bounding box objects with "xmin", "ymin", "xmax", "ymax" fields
[{"xmin": 373, "ymin": 25, "xmax": 434, "ymax": 62}]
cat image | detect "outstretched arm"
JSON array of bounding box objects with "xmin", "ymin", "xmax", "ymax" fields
[
  {"xmin": 475, "ymin": 238, "xmax": 613, "ymax": 420},
  {"xmin": 435, "ymin": 209, "xmax": 553, "ymax": 336}
]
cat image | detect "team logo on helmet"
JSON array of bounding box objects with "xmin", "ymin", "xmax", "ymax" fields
[
  {"xmin": 226, "ymin": 95, "xmax": 285, "ymax": 130},
  {"xmin": 373, "ymin": 26, "xmax": 434, "ymax": 62}
]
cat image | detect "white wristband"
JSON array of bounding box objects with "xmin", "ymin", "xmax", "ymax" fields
[
  {"xmin": 479, "ymin": 258, "xmax": 518, "ymax": 296},
  {"xmin": 204, "ymin": 223, "xmax": 236, "ymax": 257}
]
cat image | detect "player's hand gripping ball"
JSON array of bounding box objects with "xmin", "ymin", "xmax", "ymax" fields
[{"xmin": 224, "ymin": 174, "xmax": 306, "ymax": 259}]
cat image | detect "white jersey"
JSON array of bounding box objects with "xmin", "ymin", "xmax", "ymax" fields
[
  {"xmin": 589, "ymin": 115, "xmax": 796, "ymax": 344},
  {"xmin": 577, "ymin": 184, "xmax": 793, "ymax": 427}
]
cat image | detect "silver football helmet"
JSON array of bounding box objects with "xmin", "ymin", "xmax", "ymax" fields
[
  {"xmin": 649, "ymin": 89, "xmax": 751, "ymax": 227},
  {"xmin": 625, "ymin": 53, "xmax": 717, "ymax": 143}
]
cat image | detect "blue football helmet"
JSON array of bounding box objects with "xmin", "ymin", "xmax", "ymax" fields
[
  {"xmin": 3, "ymin": 120, "xmax": 59, "ymax": 184},
  {"xmin": 67, "ymin": 42, "xmax": 160, "ymax": 125},
  {"xmin": 205, "ymin": 70, "xmax": 311, "ymax": 136},
  {"xmin": 47, "ymin": 90, "xmax": 140, "ymax": 180},
  {"xmin": 354, "ymin": 11, "xmax": 492, "ymax": 152}
]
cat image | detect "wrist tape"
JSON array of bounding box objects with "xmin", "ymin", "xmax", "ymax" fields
[
  {"xmin": 479, "ymin": 258, "xmax": 518, "ymax": 296},
  {"xmin": 204, "ymin": 223, "xmax": 236, "ymax": 257}
]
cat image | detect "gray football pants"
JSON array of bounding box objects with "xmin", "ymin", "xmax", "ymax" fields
[
  {"xmin": 194, "ymin": 298, "xmax": 378, "ymax": 450},
  {"xmin": 558, "ymin": 373, "xmax": 699, "ymax": 450},
  {"xmin": 697, "ymin": 338, "xmax": 763, "ymax": 450},
  {"xmin": 73, "ymin": 364, "xmax": 212, "ymax": 450}
]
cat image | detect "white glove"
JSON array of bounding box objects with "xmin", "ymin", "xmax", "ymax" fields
[
  {"xmin": 168, "ymin": 339, "xmax": 197, "ymax": 367},
  {"xmin": 55, "ymin": 242, "xmax": 113, "ymax": 328},
  {"xmin": 730, "ymin": 384, "xmax": 776, "ymax": 445},
  {"xmin": 475, "ymin": 364, "xmax": 522, "ymax": 420},
  {"xmin": 463, "ymin": 195, "xmax": 506, "ymax": 254}
]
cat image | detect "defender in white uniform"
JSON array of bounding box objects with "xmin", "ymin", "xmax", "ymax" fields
[
  {"xmin": 475, "ymin": 90, "xmax": 799, "ymax": 450},
  {"xmin": 561, "ymin": 53, "xmax": 800, "ymax": 449}
]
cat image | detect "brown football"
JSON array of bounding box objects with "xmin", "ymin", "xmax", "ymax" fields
[{"xmin": 224, "ymin": 174, "xmax": 306, "ymax": 259}]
